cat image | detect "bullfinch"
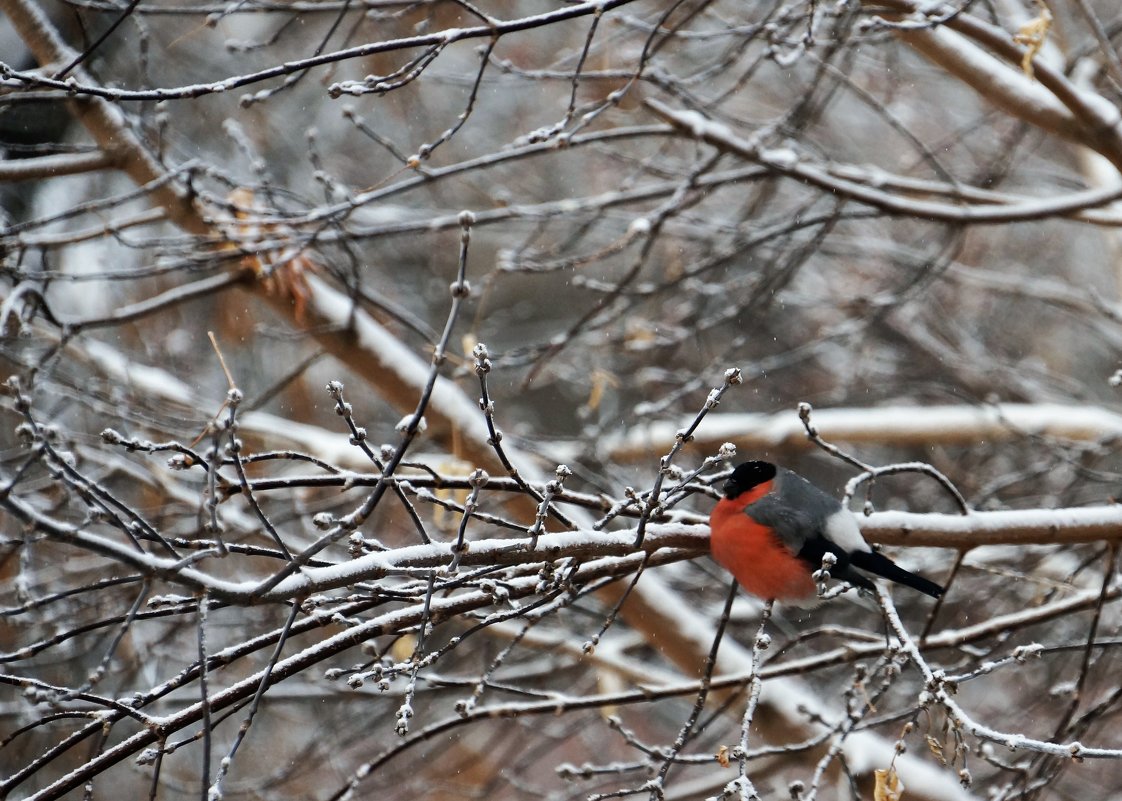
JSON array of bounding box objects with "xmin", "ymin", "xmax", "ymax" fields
[{"xmin": 709, "ymin": 461, "xmax": 944, "ymax": 603}]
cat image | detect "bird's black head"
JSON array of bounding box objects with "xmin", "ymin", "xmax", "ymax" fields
[{"xmin": 722, "ymin": 461, "xmax": 777, "ymax": 499}]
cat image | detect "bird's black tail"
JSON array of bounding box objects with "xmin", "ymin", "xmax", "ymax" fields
[{"xmin": 850, "ymin": 550, "xmax": 944, "ymax": 598}]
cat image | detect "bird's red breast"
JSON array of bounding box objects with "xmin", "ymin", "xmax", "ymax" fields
[{"xmin": 709, "ymin": 479, "xmax": 816, "ymax": 601}]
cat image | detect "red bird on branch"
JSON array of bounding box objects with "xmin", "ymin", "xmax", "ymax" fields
[{"xmin": 709, "ymin": 461, "xmax": 944, "ymax": 603}]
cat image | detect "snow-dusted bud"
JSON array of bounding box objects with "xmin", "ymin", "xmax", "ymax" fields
[{"xmin": 396, "ymin": 415, "xmax": 426, "ymax": 434}]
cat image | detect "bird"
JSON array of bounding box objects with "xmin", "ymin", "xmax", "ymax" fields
[{"xmin": 709, "ymin": 460, "xmax": 944, "ymax": 603}]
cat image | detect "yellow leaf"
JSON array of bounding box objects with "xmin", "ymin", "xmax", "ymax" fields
[
  {"xmin": 585, "ymin": 368, "xmax": 620, "ymax": 413},
  {"xmin": 874, "ymin": 767, "xmax": 904, "ymax": 801},
  {"xmin": 1012, "ymin": 1, "xmax": 1053, "ymax": 79},
  {"xmin": 715, "ymin": 745, "xmax": 731, "ymax": 768},
  {"xmin": 432, "ymin": 457, "xmax": 474, "ymax": 532},
  {"xmin": 391, "ymin": 633, "xmax": 417, "ymax": 662},
  {"xmin": 925, "ymin": 735, "xmax": 947, "ymax": 766}
]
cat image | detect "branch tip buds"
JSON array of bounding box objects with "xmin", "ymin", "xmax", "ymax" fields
[
  {"xmin": 394, "ymin": 702, "xmax": 413, "ymax": 736},
  {"xmin": 14, "ymin": 422, "xmax": 34, "ymax": 447},
  {"xmin": 473, "ymin": 342, "xmax": 492, "ymax": 375},
  {"xmin": 797, "ymin": 401, "xmax": 818, "ymax": 436}
]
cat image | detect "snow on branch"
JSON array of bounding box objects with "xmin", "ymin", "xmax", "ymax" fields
[
  {"xmin": 875, "ymin": 0, "xmax": 1122, "ymax": 168},
  {"xmin": 865, "ymin": 506, "xmax": 1122, "ymax": 548},
  {"xmin": 595, "ymin": 404, "xmax": 1122, "ymax": 462}
]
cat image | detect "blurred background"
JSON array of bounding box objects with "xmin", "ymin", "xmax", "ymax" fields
[{"xmin": 3, "ymin": 0, "xmax": 1122, "ymax": 799}]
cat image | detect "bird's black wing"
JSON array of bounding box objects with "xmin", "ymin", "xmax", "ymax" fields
[
  {"xmin": 849, "ymin": 550, "xmax": 944, "ymax": 598},
  {"xmin": 793, "ymin": 536, "xmax": 876, "ymax": 592}
]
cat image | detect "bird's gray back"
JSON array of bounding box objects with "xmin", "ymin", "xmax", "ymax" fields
[{"xmin": 744, "ymin": 468, "xmax": 842, "ymax": 553}]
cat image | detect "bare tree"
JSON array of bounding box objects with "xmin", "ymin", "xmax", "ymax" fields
[{"xmin": 3, "ymin": 0, "xmax": 1122, "ymax": 799}]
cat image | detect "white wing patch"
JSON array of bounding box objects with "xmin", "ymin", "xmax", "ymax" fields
[{"xmin": 823, "ymin": 509, "xmax": 870, "ymax": 553}]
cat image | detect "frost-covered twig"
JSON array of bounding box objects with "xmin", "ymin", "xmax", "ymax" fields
[
  {"xmin": 208, "ymin": 600, "xmax": 301, "ymax": 799},
  {"xmin": 473, "ymin": 342, "xmax": 573, "ymax": 529},
  {"xmin": 634, "ymin": 367, "xmax": 741, "ymax": 547},
  {"xmin": 646, "ymin": 580, "xmax": 738, "ymax": 799},
  {"xmin": 727, "ymin": 600, "xmax": 773, "ymax": 801},
  {"xmin": 877, "ymin": 586, "xmax": 1122, "ymax": 761}
]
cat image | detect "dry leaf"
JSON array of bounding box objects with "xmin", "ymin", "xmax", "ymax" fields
[
  {"xmin": 716, "ymin": 745, "xmax": 731, "ymax": 768},
  {"xmin": 224, "ymin": 188, "xmax": 318, "ymax": 325},
  {"xmin": 925, "ymin": 734, "xmax": 947, "ymax": 765},
  {"xmin": 874, "ymin": 767, "xmax": 904, "ymax": 801},
  {"xmin": 1012, "ymin": 1, "xmax": 1053, "ymax": 78},
  {"xmin": 391, "ymin": 633, "xmax": 417, "ymax": 662},
  {"xmin": 584, "ymin": 368, "xmax": 620, "ymax": 413}
]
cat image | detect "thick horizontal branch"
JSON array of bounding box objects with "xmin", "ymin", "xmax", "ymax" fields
[
  {"xmin": 594, "ymin": 403, "xmax": 1122, "ymax": 461},
  {"xmin": 6, "ymin": 483, "xmax": 1121, "ymax": 606},
  {"xmin": 864, "ymin": 506, "xmax": 1122, "ymax": 548},
  {"xmin": 0, "ymin": 489, "xmax": 693, "ymax": 601},
  {"xmin": 215, "ymin": 472, "xmax": 1122, "ymax": 549}
]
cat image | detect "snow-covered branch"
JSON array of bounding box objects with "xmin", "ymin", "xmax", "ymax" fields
[{"xmin": 594, "ymin": 404, "xmax": 1122, "ymax": 462}]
